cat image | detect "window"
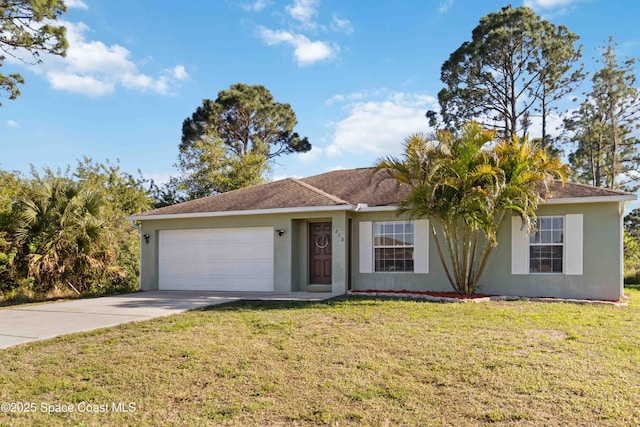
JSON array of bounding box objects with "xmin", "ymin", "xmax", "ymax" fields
[
  {"xmin": 529, "ymin": 216, "xmax": 563, "ymax": 273},
  {"xmin": 374, "ymin": 221, "xmax": 414, "ymax": 272}
]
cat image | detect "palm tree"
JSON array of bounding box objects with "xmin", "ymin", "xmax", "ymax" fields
[
  {"xmin": 15, "ymin": 178, "xmax": 121, "ymax": 292},
  {"xmin": 375, "ymin": 122, "xmax": 568, "ymax": 295}
]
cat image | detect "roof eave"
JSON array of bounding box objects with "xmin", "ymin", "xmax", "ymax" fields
[
  {"xmin": 126, "ymin": 204, "xmax": 354, "ymax": 221},
  {"xmin": 542, "ymin": 194, "xmax": 637, "ymax": 205},
  {"xmin": 356, "ymin": 205, "xmax": 398, "ymax": 212},
  {"xmin": 358, "ymin": 195, "xmax": 637, "ymax": 211},
  {"xmin": 127, "ymin": 195, "xmax": 637, "ymax": 221}
]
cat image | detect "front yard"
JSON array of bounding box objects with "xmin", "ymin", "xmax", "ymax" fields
[{"xmin": 1, "ymin": 288, "xmax": 639, "ymax": 426}]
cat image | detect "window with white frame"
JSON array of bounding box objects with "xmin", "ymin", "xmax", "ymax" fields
[
  {"xmin": 529, "ymin": 216, "xmax": 564, "ymax": 273},
  {"xmin": 374, "ymin": 221, "xmax": 414, "ymax": 272}
]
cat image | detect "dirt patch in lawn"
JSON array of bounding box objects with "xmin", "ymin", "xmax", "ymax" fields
[{"xmin": 525, "ymin": 328, "xmax": 570, "ymax": 340}]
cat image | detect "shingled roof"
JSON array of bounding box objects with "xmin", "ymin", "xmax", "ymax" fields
[
  {"xmin": 130, "ymin": 167, "xmax": 634, "ymax": 218},
  {"xmin": 544, "ymin": 180, "xmax": 633, "ymax": 200}
]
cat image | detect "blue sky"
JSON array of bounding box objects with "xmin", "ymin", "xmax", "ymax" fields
[{"xmin": 1, "ymin": 0, "xmax": 639, "ymax": 190}]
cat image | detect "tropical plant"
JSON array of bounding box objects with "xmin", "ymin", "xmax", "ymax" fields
[
  {"xmin": 14, "ymin": 178, "xmax": 123, "ymax": 293},
  {"xmin": 0, "ymin": 169, "xmax": 27, "ymax": 287},
  {"xmin": 375, "ymin": 122, "xmax": 568, "ymax": 295},
  {"xmin": 72, "ymin": 158, "xmax": 152, "ymax": 291}
]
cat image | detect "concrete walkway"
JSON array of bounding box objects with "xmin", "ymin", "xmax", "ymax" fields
[{"xmin": 0, "ymin": 290, "xmax": 340, "ymax": 349}]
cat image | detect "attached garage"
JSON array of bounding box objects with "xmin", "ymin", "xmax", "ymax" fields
[{"xmin": 158, "ymin": 227, "xmax": 274, "ymax": 291}]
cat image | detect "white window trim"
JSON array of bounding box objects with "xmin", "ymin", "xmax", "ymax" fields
[
  {"xmin": 414, "ymin": 220, "xmax": 429, "ymax": 274},
  {"xmin": 359, "ymin": 219, "xmax": 429, "ymax": 274},
  {"xmin": 373, "ymin": 220, "xmax": 416, "ymax": 273},
  {"xmin": 359, "ymin": 222, "xmax": 373, "ymax": 274},
  {"xmin": 511, "ymin": 216, "xmax": 529, "ymax": 275},
  {"xmin": 564, "ymin": 214, "xmax": 583, "ymax": 275},
  {"xmin": 511, "ymin": 214, "xmax": 583, "ymax": 276},
  {"xmin": 529, "ymin": 216, "xmax": 565, "ymax": 275}
]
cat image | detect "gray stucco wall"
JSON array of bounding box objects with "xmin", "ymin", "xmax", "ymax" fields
[
  {"xmin": 138, "ymin": 210, "xmax": 349, "ymax": 294},
  {"xmin": 482, "ymin": 202, "xmax": 622, "ymax": 300},
  {"xmin": 350, "ymin": 202, "xmax": 624, "ymax": 300},
  {"xmin": 136, "ymin": 200, "xmax": 623, "ymax": 300}
]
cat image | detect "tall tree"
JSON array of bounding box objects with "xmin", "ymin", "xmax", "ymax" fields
[
  {"xmin": 0, "ymin": 0, "xmax": 68, "ymax": 104},
  {"xmin": 375, "ymin": 122, "xmax": 567, "ymax": 295},
  {"xmin": 566, "ymin": 37, "xmax": 640, "ymax": 192},
  {"xmin": 173, "ymin": 83, "xmax": 311, "ymax": 201},
  {"xmin": 436, "ymin": 5, "xmax": 582, "ymax": 143},
  {"xmin": 535, "ymin": 21, "xmax": 584, "ymax": 149},
  {"xmin": 174, "ymin": 130, "xmax": 269, "ymax": 201},
  {"xmin": 624, "ymin": 208, "xmax": 640, "ymax": 239},
  {"xmin": 623, "ymin": 208, "xmax": 640, "ymax": 279},
  {"xmin": 566, "ymin": 100, "xmax": 608, "ymax": 187}
]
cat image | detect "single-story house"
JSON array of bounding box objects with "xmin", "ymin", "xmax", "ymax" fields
[{"xmin": 127, "ymin": 167, "xmax": 636, "ymax": 301}]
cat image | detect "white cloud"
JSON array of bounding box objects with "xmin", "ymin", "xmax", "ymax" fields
[
  {"xmin": 172, "ymin": 65, "xmax": 189, "ymax": 80},
  {"xmin": 331, "ymin": 14, "xmax": 354, "ymax": 35},
  {"xmin": 325, "ymin": 94, "xmax": 345, "ymax": 104},
  {"xmin": 120, "ymin": 72, "xmax": 168, "ymax": 94},
  {"xmin": 523, "ymin": 0, "xmax": 581, "ymax": 9},
  {"xmin": 251, "ymin": 1, "xmax": 350, "ymax": 66},
  {"xmin": 524, "ymin": 112, "xmax": 566, "ymax": 140},
  {"xmin": 65, "ymin": 0, "xmax": 89, "ymax": 10},
  {"xmin": 286, "ymin": 0, "xmax": 319, "ymax": 28},
  {"xmin": 272, "ymin": 174, "xmax": 303, "ymax": 181},
  {"xmin": 257, "ymin": 27, "xmax": 336, "ymax": 66},
  {"xmin": 326, "ymin": 91, "xmax": 438, "ymax": 157},
  {"xmin": 297, "ymin": 146, "xmax": 323, "ymax": 163},
  {"xmin": 439, "ymin": 0, "xmax": 454, "ymax": 13},
  {"xmin": 64, "ymin": 23, "xmax": 136, "ymax": 75},
  {"xmin": 46, "ymin": 72, "xmax": 114, "ymax": 97},
  {"xmin": 22, "ymin": 21, "xmax": 187, "ymax": 97},
  {"xmin": 6, "ymin": 120, "xmax": 19, "ymax": 128},
  {"xmin": 242, "ymin": 0, "xmax": 271, "ymax": 12},
  {"xmin": 325, "ymin": 90, "xmax": 371, "ymax": 105}
]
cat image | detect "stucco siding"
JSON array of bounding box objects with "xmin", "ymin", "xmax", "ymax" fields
[
  {"xmin": 350, "ymin": 202, "xmax": 623, "ymax": 300},
  {"xmin": 138, "ymin": 200, "xmax": 623, "ymax": 300},
  {"xmin": 350, "ymin": 211, "xmax": 452, "ymax": 293},
  {"xmin": 480, "ymin": 202, "xmax": 622, "ymax": 300},
  {"xmin": 139, "ymin": 211, "xmax": 349, "ymax": 293}
]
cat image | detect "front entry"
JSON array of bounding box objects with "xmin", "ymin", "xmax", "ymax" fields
[{"xmin": 309, "ymin": 222, "xmax": 332, "ymax": 284}]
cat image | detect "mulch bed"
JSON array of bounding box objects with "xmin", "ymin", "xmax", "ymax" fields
[
  {"xmin": 348, "ymin": 289, "xmax": 493, "ymax": 300},
  {"xmin": 347, "ymin": 289, "xmax": 627, "ymax": 306}
]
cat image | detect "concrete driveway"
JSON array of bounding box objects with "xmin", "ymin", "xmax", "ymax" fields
[{"xmin": 0, "ymin": 290, "xmax": 339, "ymax": 349}]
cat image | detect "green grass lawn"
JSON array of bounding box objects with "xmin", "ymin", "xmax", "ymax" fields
[{"xmin": 1, "ymin": 289, "xmax": 639, "ymax": 426}]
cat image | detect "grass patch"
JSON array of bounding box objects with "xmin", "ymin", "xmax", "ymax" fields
[{"xmin": 1, "ymin": 290, "xmax": 639, "ymax": 425}]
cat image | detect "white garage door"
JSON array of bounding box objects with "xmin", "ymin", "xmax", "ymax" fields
[{"xmin": 158, "ymin": 227, "xmax": 274, "ymax": 291}]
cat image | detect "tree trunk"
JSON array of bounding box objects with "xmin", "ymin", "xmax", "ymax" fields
[
  {"xmin": 609, "ymin": 106, "xmax": 619, "ymax": 189},
  {"xmin": 431, "ymin": 222, "xmax": 456, "ymax": 290},
  {"xmin": 510, "ymin": 73, "xmax": 518, "ymax": 138},
  {"xmin": 541, "ymin": 93, "xmax": 548, "ymax": 150}
]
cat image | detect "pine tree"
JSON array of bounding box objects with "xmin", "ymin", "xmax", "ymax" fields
[{"xmin": 566, "ymin": 37, "xmax": 640, "ymax": 191}]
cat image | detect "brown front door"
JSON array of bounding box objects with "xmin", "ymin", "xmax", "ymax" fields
[{"xmin": 309, "ymin": 222, "xmax": 332, "ymax": 284}]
